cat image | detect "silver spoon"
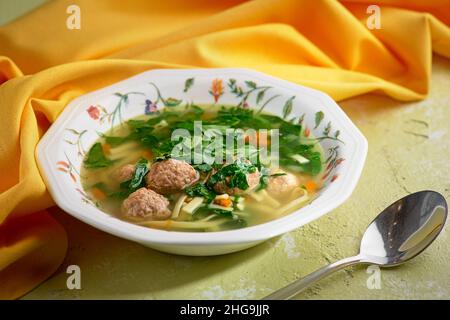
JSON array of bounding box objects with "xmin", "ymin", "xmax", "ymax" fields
[{"xmin": 264, "ymin": 190, "xmax": 448, "ymax": 300}]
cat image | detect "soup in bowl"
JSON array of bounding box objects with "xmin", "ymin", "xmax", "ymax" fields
[
  {"xmin": 81, "ymin": 104, "xmax": 324, "ymax": 232},
  {"xmin": 36, "ymin": 68, "xmax": 367, "ymax": 255}
]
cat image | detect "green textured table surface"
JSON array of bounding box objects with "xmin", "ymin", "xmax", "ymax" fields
[{"xmin": 2, "ymin": 1, "xmax": 449, "ymax": 300}]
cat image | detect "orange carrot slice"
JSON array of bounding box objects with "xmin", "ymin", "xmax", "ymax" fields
[
  {"xmin": 91, "ymin": 187, "xmax": 106, "ymax": 200},
  {"xmin": 102, "ymin": 143, "xmax": 111, "ymax": 155},
  {"xmin": 304, "ymin": 181, "xmax": 317, "ymax": 192}
]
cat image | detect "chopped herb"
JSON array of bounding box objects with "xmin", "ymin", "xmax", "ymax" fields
[
  {"xmin": 256, "ymin": 168, "xmax": 287, "ymax": 191},
  {"xmin": 140, "ymin": 134, "xmax": 158, "ymax": 148},
  {"xmin": 279, "ymin": 121, "xmax": 301, "ymax": 136},
  {"xmin": 127, "ymin": 119, "xmax": 153, "ymax": 130},
  {"xmin": 185, "ymin": 183, "xmax": 216, "ymax": 203},
  {"xmin": 128, "ymin": 159, "xmax": 149, "ymax": 189},
  {"xmin": 84, "ymin": 143, "xmax": 114, "ymax": 169},
  {"xmin": 192, "ymin": 206, "xmax": 235, "ymax": 220},
  {"xmin": 210, "ymin": 208, "xmax": 234, "ymax": 218},
  {"xmin": 118, "ymin": 159, "xmax": 149, "ymax": 196},
  {"xmin": 103, "ymin": 135, "xmax": 129, "ymax": 147},
  {"xmin": 208, "ymin": 159, "xmax": 257, "ymax": 190}
]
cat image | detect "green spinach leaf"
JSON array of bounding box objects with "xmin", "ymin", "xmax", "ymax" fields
[
  {"xmin": 185, "ymin": 183, "xmax": 216, "ymax": 203},
  {"xmin": 84, "ymin": 143, "xmax": 114, "ymax": 169},
  {"xmin": 118, "ymin": 159, "xmax": 149, "ymax": 196}
]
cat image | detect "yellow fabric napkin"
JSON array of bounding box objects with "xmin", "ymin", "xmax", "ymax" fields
[{"xmin": 0, "ymin": 0, "xmax": 449, "ymax": 299}]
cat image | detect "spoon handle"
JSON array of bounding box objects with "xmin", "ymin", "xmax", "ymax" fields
[{"xmin": 263, "ymin": 255, "xmax": 364, "ymax": 300}]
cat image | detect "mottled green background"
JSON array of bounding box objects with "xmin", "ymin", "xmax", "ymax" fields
[
  {"xmin": 0, "ymin": 0, "xmax": 48, "ymax": 25},
  {"xmin": 1, "ymin": 0, "xmax": 449, "ymax": 300}
]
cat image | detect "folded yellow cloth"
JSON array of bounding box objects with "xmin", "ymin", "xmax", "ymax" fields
[{"xmin": 0, "ymin": 0, "xmax": 449, "ymax": 299}]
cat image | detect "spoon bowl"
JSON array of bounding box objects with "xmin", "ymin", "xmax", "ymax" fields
[
  {"xmin": 264, "ymin": 190, "xmax": 448, "ymax": 299},
  {"xmin": 360, "ymin": 190, "xmax": 448, "ymax": 266}
]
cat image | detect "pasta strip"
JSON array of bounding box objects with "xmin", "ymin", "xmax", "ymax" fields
[{"xmin": 171, "ymin": 194, "xmax": 187, "ymax": 219}]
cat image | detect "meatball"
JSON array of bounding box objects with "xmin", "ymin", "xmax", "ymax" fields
[
  {"xmin": 214, "ymin": 170, "xmax": 260, "ymax": 195},
  {"xmin": 122, "ymin": 187, "xmax": 171, "ymax": 220},
  {"xmin": 114, "ymin": 164, "xmax": 135, "ymax": 182},
  {"xmin": 267, "ymin": 170, "xmax": 299, "ymax": 194},
  {"xmin": 146, "ymin": 158, "xmax": 199, "ymax": 194}
]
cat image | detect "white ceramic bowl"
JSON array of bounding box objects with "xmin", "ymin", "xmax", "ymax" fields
[{"xmin": 36, "ymin": 68, "xmax": 367, "ymax": 256}]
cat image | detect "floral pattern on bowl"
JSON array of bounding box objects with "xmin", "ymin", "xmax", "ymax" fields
[{"xmin": 36, "ymin": 68, "xmax": 367, "ymax": 256}]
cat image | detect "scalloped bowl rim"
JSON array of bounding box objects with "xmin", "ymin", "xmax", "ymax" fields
[{"xmin": 36, "ymin": 68, "xmax": 368, "ymax": 247}]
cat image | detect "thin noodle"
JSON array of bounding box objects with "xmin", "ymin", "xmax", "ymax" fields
[{"xmin": 171, "ymin": 194, "xmax": 187, "ymax": 219}]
